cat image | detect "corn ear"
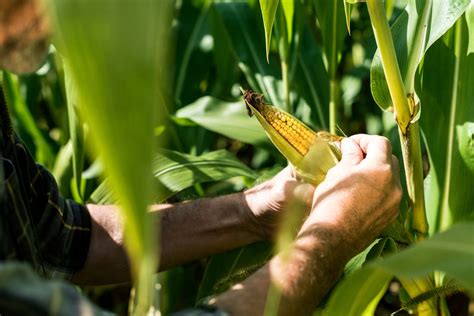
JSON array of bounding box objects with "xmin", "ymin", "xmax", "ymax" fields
[{"xmin": 242, "ymin": 89, "xmax": 343, "ymax": 185}]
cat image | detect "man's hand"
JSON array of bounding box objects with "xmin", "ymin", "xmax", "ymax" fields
[
  {"xmin": 243, "ymin": 166, "xmax": 315, "ymax": 240},
  {"xmin": 212, "ymin": 134, "xmax": 402, "ymax": 316},
  {"xmin": 304, "ymin": 134, "xmax": 402, "ymax": 257}
]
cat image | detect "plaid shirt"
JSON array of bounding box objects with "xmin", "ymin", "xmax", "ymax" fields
[{"xmin": 0, "ymin": 88, "xmax": 106, "ymax": 315}]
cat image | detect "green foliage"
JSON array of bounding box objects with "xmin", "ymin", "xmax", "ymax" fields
[
  {"xmin": 326, "ymin": 223, "xmax": 474, "ymax": 314},
  {"xmin": 176, "ymin": 97, "xmax": 269, "ymax": 146},
  {"xmin": 314, "ymin": 0, "xmax": 347, "ymax": 79},
  {"xmin": 259, "ymin": 0, "xmax": 279, "ymax": 61},
  {"xmin": 371, "ymin": 0, "xmax": 471, "ymax": 110},
  {"xmin": 1, "ymin": 0, "xmax": 473, "ymax": 314},
  {"xmin": 91, "ymin": 149, "xmax": 257, "ymax": 205},
  {"xmin": 418, "ymin": 15, "xmax": 474, "ymax": 232}
]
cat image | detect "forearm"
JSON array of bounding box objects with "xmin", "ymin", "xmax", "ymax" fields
[
  {"xmin": 72, "ymin": 193, "xmax": 260, "ymax": 285},
  {"xmin": 211, "ymin": 222, "xmax": 351, "ymax": 316}
]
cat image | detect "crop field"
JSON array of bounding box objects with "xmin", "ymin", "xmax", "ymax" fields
[{"xmin": 0, "ymin": 0, "xmax": 473, "ymax": 315}]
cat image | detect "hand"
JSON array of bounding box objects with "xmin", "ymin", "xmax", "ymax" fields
[
  {"xmin": 302, "ymin": 134, "xmax": 402, "ymax": 258},
  {"xmin": 244, "ymin": 166, "xmax": 315, "ymax": 240}
]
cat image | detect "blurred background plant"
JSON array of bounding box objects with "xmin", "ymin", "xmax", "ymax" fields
[{"xmin": 0, "ymin": 0, "xmax": 473, "ymax": 315}]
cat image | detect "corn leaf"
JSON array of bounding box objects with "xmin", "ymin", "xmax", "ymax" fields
[
  {"xmin": 281, "ymin": 0, "xmax": 294, "ymax": 44},
  {"xmin": 212, "ymin": 2, "xmax": 283, "ymax": 107},
  {"xmin": 63, "ymin": 63, "xmax": 84, "ymax": 202},
  {"xmin": 174, "ymin": 1, "xmax": 211, "ymax": 105},
  {"xmin": 325, "ymin": 267, "xmax": 392, "ymax": 316},
  {"xmin": 2, "ymin": 72, "xmax": 55, "ymax": 168},
  {"xmin": 371, "ymin": 0, "xmax": 471, "ymax": 110},
  {"xmin": 175, "ymin": 96, "xmax": 269, "ymax": 146},
  {"xmin": 91, "ymin": 149, "xmax": 257, "ymax": 205},
  {"xmin": 313, "ymin": 0, "xmax": 347, "ymax": 79},
  {"xmin": 466, "ymin": 2, "xmax": 474, "ymax": 54},
  {"xmin": 293, "ymin": 27, "xmax": 330, "ymax": 130},
  {"xmin": 197, "ymin": 241, "xmax": 273, "ymax": 302},
  {"xmin": 46, "ymin": 0, "xmax": 174, "ymax": 312},
  {"xmin": 326, "ymin": 223, "xmax": 474, "ymax": 314},
  {"xmin": 418, "ymin": 17, "xmax": 474, "ymax": 232},
  {"xmin": 259, "ymin": 0, "xmax": 279, "ymax": 62}
]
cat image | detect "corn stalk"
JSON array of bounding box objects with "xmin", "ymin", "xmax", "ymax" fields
[
  {"xmin": 366, "ymin": 0, "xmax": 428, "ymax": 240},
  {"xmin": 365, "ymin": 1, "xmax": 436, "ymax": 314}
]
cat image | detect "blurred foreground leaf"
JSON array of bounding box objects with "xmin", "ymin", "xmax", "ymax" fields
[
  {"xmin": 47, "ymin": 0, "xmax": 174, "ymax": 313},
  {"xmin": 325, "ymin": 223, "xmax": 474, "ymax": 315}
]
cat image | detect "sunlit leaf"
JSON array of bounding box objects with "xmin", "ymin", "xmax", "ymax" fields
[
  {"xmin": 63, "ymin": 63, "xmax": 84, "ymax": 202},
  {"xmin": 91, "ymin": 149, "xmax": 257, "ymax": 204},
  {"xmin": 418, "ymin": 18, "xmax": 474, "ymax": 232},
  {"xmin": 175, "ymin": 96, "xmax": 269, "ymax": 146},
  {"xmin": 326, "ymin": 223, "xmax": 474, "ymax": 314},
  {"xmin": 466, "ymin": 1, "xmax": 474, "ymax": 54},
  {"xmin": 46, "ymin": 0, "xmax": 174, "ymax": 312},
  {"xmin": 259, "ymin": 0, "xmax": 279, "ymax": 62},
  {"xmin": 371, "ymin": 0, "xmax": 471, "ymax": 110},
  {"xmin": 281, "ymin": 0, "xmax": 294, "ymax": 43},
  {"xmin": 2, "ymin": 71, "xmax": 55, "ymax": 167},
  {"xmin": 326, "ymin": 267, "xmax": 392, "ymax": 316}
]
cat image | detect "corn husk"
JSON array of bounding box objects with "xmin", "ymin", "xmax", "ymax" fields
[{"xmin": 242, "ymin": 89, "xmax": 342, "ymax": 186}]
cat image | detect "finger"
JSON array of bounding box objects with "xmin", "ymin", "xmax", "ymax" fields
[
  {"xmin": 274, "ymin": 165, "xmax": 296, "ymax": 181},
  {"xmin": 350, "ymin": 134, "xmax": 392, "ymax": 165},
  {"xmin": 338, "ymin": 137, "xmax": 364, "ymax": 167}
]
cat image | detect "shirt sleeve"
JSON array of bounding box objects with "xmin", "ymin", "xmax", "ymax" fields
[{"xmin": 0, "ymin": 131, "xmax": 92, "ymax": 279}]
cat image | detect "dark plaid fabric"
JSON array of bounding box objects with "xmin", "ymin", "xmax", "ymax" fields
[{"xmin": 0, "ymin": 108, "xmax": 92, "ymax": 279}]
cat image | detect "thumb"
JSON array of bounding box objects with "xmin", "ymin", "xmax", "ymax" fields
[{"xmin": 339, "ymin": 137, "xmax": 364, "ymax": 167}]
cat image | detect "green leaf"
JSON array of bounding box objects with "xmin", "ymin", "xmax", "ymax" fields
[
  {"xmin": 91, "ymin": 149, "xmax": 257, "ymax": 204},
  {"xmin": 2, "ymin": 72, "xmax": 55, "ymax": 168},
  {"xmin": 259, "ymin": 0, "xmax": 280, "ymax": 62},
  {"xmin": 47, "ymin": 0, "xmax": 174, "ymax": 312},
  {"xmin": 174, "ymin": 1, "xmax": 211, "ymax": 104},
  {"xmin": 51, "ymin": 140, "xmax": 73, "ymax": 197},
  {"xmin": 326, "ymin": 223, "xmax": 474, "ymax": 314},
  {"xmin": 294, "ymin": 27, "xmax": 330, "ymax": 129},
  {"xmin": 313, "ymin": 0, "xmax": 347, "ymax": 79},
  {"xmin": 212, "ymin": 2, "xmax": 283, "ymax": 107},
  {"xmin": 466, "ymin": 1, "xmax": 474, "ymax": 54},
  {"xmin": 418, "ymin": 18, "xmax": 474, "ymax": 232},
  {"xmin": 343, "ymin": 1, "xmax": 353, "ymax": 35},
  {"xmin": 325, "ymin": 267, "xmax": 392, "ymax": 316},
  {"xmin": 197, "ymin": 241, "xmax": 273, "ymax": 301},
  {"xmin": 281, "ymin": 0, "xmax": 294, "ymax": 44},
  {"xmin": 378, "ymin": 223, "xmax": 474, "ymax": 292},
  {"xmin": 371, "ymin": 0, "xmax": 471, "ymax": 110},
  {"xmin": 175, "ymin": 96, "xmax": 269, "ymax": 146},
  {"xmin": 63, "ymin": 62, "xmax": 84, "ymax": 202}
]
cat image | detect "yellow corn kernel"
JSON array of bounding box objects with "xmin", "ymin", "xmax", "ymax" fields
[
  {"xmin": 243, "ymin": 90, "xmax": 319, "ymax": 155},
  {"xmin": 242, "ymin": 89, "xmax": 343, "ymax": 186}
]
